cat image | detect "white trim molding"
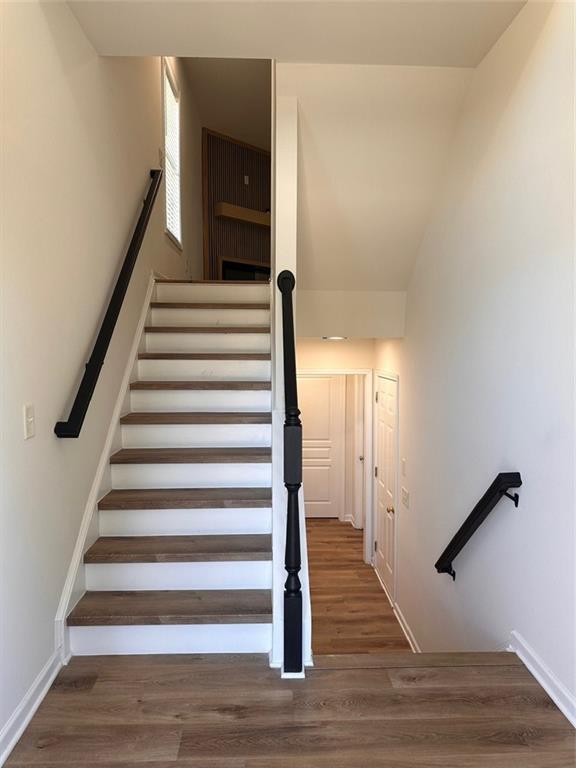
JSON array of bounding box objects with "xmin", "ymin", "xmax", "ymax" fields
[
  {"xmin": 374, "ymin": 567, "xmax": 421, "ymax": 653},
  {"xmin": 508, "ymin": 631, "xmax": 576, "ymax": 728},
  {"xmin": 0, "ymin": 651, "xmax": 61, "ymax": 766}
]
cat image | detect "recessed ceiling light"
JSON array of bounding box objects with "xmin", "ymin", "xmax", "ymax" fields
[{"xmin": 322, "ymin": 336, "xmax": 347, "ymax": 341}]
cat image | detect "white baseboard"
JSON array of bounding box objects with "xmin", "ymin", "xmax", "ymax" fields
[
  {"xmin": 508, "ymin": 630, "xmax": 576, "ymax": 728},
  {"xmin": 54, "ymin": 272, "xmax": 157, "ymax": 660},
  {"xmin": 393, "ymin": 602, "xmax": 421, "ymax": 653},
  {"xmin": 0, "ymin": 650, "xmax": 61, "ymax": 766},
  {"xmin": 374, "ymin": 568, "xmax": 421, "ymax": 653}
]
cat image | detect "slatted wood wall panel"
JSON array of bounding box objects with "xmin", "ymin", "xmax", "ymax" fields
[{"xmin": 204, "ymin": 130, "xmax": 271, "ymax": 279}]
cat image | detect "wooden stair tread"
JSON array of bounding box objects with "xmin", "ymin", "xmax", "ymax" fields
[
  {"xmin": 150, "ymin": 302, "xmax": 269, "ymax": 309},
  {"xmin": 84, "ymin": 534, "xmax": 272, "ymax": 563},
  {"xmin": 120, "ymin": 412, "xmax": 272, "ymax": 425},
  {"xmin": 155, "ymin": 280, "xmax": 269, "ymax": 285},
  {"xmin": 138, "ymin": 352, "xmax": 271, "ymax": 360},
  {"xmin": 144, "ymin": 326, "xmax": 270, "ymax": 334},
  {"xmin": 67, "ymin": 589, "xmax": 272, "ymax": 626},
  {"xmin": 110, "ymin": 447, "xmax": 271, "ymax": 464},
  {"xmin": 98, "ymin": 487, "xmax": 272, "ymax": 510},
  {"xmin": 130, "ymin": 380, "xmax": 271, "ymax": 390}
]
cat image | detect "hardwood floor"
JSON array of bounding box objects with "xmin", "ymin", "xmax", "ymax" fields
[
  {"xmin": 7, "ymin": 519, "xmax": 574, "ymax": 765},
  {"xmin": 7, "ymin": 653, "xmax": 574, "ymax": 766},
  {"xmin": 307, "ymin": 518, "xmax": 411, "ymax": 654}
]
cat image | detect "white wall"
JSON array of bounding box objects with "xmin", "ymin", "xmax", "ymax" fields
[
  {"xmin": 297, "ymin": 290, "xmax": 405, "ymax": 338},
  {"xmin": 276, "ymin": 63, "xmax": 472, "ymax": 293},
  {"xmin": 376, "ymin": 2, "xmax": 575, "ymax": 710},
  {"xmin": 0, "ymin": 2, "xmax": 191, "ymax": 748},
  {"xmin": 297, "ymin": 338, "xmax": 375, "ymax": 370}
]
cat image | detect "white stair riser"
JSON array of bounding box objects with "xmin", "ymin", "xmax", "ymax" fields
[
  {"xmin": 138, "ymin": 358, "xmax": 270, "ymax": 381},
  {"xmin": 156, "ymin": 283, "xmax": 270, "ymax": 303},
  {"xmin": 85, "ymin": 561, "xmax": 272, "ymax": 591},
  {"xmin": 145, "ymin": 332, "xmax": 270, "ymax": 354},
  {"xmin": 111, "ymin": 462, "xmax": 272, "ymax": 489},
  {"xmin": 69, "ymin": 623, "xmax": 273, "ymax": 656},
  {"xmin": 130, "ymin": 389, "xmax": 271, "ymax": 413},
  {"xmin": 151, "ymin": 307, "xmax": 270, "ymax": 327},
  {"xmin": 121, "ymin": 423, "xmax": 272, "ymax": 449},
  {"xmin": 99, "ymin": 507, "xmax": 273, "ymax": 537}
]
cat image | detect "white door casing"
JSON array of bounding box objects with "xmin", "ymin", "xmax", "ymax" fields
[
  {"xmin": 374, "ymin": 374, "xmax": 398, "ymax": 599},
  {"xmin": 298, "ymin": 375, "xmax": 346, "ymax": 518}
]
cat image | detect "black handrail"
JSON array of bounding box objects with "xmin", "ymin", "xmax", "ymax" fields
[
  {"xmin": 435, "ymin": 472, "xmax": 522, "ymax": 580},
  {"xmin": 277, "ymin": 270, "xmax": 303, "ymax": 673},
  {"xmin": 55, "ymin": 169, "xmax": 163, "ymax": 438}
]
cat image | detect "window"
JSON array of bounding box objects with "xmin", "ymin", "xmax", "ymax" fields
[{"xmin": 163, "ymin": 61, "xmax": 181, "ymax": 246}]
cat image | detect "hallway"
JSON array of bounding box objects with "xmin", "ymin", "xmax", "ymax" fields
[{"xmin": 306, "ymin": 519, "xmax": 411, "ymax": 655}]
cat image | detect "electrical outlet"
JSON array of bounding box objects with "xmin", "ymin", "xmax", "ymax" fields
[
  {"xmin": 401, "ymin": 486, "xmax": 410, "ymax": 508},
  {"xmin": 401, "ymin": 458, "xmax": 407, "ymax": 477},
  {"xmin": 23, "ymin": 404, "xmax": 35, "ymax": 439},
  {"xmin": 244, "ymin": 175, "xmax": 249, "ymax": 186}
]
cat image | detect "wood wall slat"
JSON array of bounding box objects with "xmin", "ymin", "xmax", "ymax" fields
[{"xmin": 205, "ymin": 131, "xmax": 271, "ymax": 279}]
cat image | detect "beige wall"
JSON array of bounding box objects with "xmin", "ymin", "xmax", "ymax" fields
[
  {"xmin": 297, "ymin": 290, "xmax": 405, "ymax": 338},
  {"xmin": 0, "ymin": 1, "xmax": 189, "ymax": 743},
  {"xmin": 380, "ymin": 2, "xmax": 575, "ymax": 705}
]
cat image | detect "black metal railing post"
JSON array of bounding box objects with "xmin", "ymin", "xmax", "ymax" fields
[
  {"xmin": 55, "ymin": 169, "xmax": 162, "ymax": 438},
  {"xmin": 277, "ymin": 269, "xmax": 303, "ymax": 673}
]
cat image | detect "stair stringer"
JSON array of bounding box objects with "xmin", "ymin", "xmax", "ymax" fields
[{"xmin": 54, "ymin": 272, "xmax": 157, "ymax": 663}]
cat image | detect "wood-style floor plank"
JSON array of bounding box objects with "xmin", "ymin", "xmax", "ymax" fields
[
  {"xmin": 109, "ymin": 447, "xmax": 271, "ymax": 464},
  {"xmin": 307, "ymin": 518, "xmax": 411, "ymax": 654},
  {"xmin": 98, "ymin": 487, "xmax": 272, "ymax": 510},
  {"xmin": 119, "ymin": 412, "xmax": 272, "ymax": 425},
  {"xmin": 84, "ymin": 534, "xmax": 272, "ymax": 563},
  {"xmin": 67, "ymin": 590, "xmax": 272, "ymax": 626},
  {"xmin": 7, "ymin": 655, "xmax": 573, "ymax": 766}
]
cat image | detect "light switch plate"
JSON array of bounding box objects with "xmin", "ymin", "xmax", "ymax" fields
[
  {"xmin": 401, "ymin": 458, "xmax": 407, "ymax": 477},
  {"xmin": 23, "ymin": 404, "xmax": 35, "ymax": 439},
  {"xmin": 401, "ymin": 486, "xmax": 410, "ymax": 508}
]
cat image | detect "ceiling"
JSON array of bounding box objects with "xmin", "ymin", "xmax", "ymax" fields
[
  {"xmin": 183, "ymin": 59, "xmax": 271, "ymax": 150},
  {"xmin": 70, "ymin": 1, "xmax": 525, "ymax": 67}
]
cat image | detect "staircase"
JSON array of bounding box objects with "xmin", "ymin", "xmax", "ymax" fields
[{"xmin": 67, "ymin": 280, "xmax": 274, "ymax": 655}]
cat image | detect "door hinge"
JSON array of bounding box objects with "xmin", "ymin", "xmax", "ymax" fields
[
  {"xmin": 374, "ymin": 466, "xmax": 378, "ymax": 478},
  {"xmin": 374, "ymin": 540, "xmax": 378, "ymax": 552},
  {"xmin": 375, "ymin": 391, "xmax": 379, "ymax": 403}
]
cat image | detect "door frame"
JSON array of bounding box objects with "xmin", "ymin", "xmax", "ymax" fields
[
  {"xmin": 372, "ymin": 370, "xmax": 400, "ymax": 601},
  {"xmin": 296, "ymin": 369, "xmax": 373, "ymax": 563}
]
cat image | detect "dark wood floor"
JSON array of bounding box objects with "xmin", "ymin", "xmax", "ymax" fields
[
  {"xmin": 307, "ymin": 518, "xmax": 411, "ymax": 654},
  {"xmin": 7, "ymin": 653, "xmax": 574, "ymax": 766}
]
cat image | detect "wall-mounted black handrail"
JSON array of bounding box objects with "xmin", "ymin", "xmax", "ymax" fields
[
  {"xmin": 277, "ymin": 269, "xmax": 303, "ymax": 673},
  {"xmin": 55, "ymin": 169, "xmax": 162, "ymax": 438},
  {"xmin": 435, "ymin": 472, "xmax": 522, "ymax": 580}
]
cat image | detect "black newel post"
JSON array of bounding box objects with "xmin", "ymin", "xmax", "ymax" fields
[{"xmin": 277, "ymin": 270, "xmax": 303, "ymax": 673}]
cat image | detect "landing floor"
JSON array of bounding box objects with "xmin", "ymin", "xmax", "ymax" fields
[
  {"xmin": 7, "ymin": 652, "xmax": 573, "ymax": 766},
  {"xmin": 307, "ymin": 518, "xmax": 411, "ymax": 654}
]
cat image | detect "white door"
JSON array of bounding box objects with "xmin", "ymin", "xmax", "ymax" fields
[
  {"xmin": 374, "ymin": 375, "xmax": 398, "ymax": 597},
  {"xmin": 298, "ymin": 375, "xmax": 345, "ymax": 518}
]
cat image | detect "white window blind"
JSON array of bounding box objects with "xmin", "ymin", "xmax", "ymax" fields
[{"xmin": 164, "ymin": 64, "xmax": 181, "ymax": 244}]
